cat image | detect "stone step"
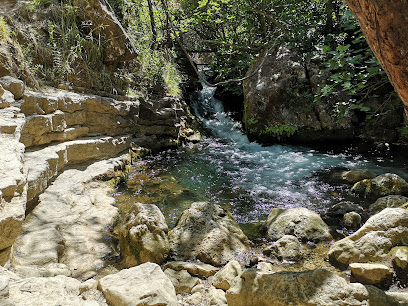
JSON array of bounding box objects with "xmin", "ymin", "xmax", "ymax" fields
[{"xmin": 25, "ymin": 135, "xmax": 132, "ymax": 202}]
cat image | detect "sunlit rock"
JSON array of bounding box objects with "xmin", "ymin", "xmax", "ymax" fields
[
  {"xmin": 212, "ymin": 260, "xmax": 242, "ymax": 291},
  {"xmin": 118, "ymin": 203, "xmax": 169, "ymax": 268},
  {"xmin": 328, "ymin": 208, "xmax": 408, "ymax": 267},
  {"xmin": 369, "ymin": 195, "xmax": 408, "ymax": 213},
  {"xmin": 263, "ymin": 234, "xmax": 303, "ymax": 261},
  {"xmin": 263, "ymin": 207, "xmax": 332, "ymax": 242},
  {"xmin": 98, "ymin": 263, "xmax": 177, "ymax": 306},
  {"xmin": 168, "ymin": 202, "xmax": 251, "ymax": 266}
]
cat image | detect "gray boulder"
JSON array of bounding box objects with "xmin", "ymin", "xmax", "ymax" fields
[
  {"xmin": 263, "ymin": 207, "xmax": 332, "ymax": 242},
  {"xmin": 118, "ymin": 203, "xmax": 169, "ymax": 268},
  {"xmin": 168, "ymin": 202, "xmax": 250, "ymax": 266},
  {"xmin": 263, "ymin": 235, "xmax": 302, "ymax": 261}
]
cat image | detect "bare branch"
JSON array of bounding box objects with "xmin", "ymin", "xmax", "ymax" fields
[{"xmin": 250, "ymin": 8, "xmax": 289, "ymax": 36}]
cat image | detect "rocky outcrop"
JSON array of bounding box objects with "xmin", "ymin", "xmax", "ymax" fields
[
  {"xmin": 0, "ymin": 75, "xmax": 190, "ymax": 266},
  {"xmin": 243, "ymin": 46, "xmax": 353, "ymax": 143},
  {"xmin": 328, "ymin": 208, "xmax": 408, "ymax": 267},
  {"xmin": 168, "ymin": 202, "xmax": 251, "ymax": 267},
  {"xmin": 118, "ymin": 203, "xmax": 169, "ymax": 268},
  {"xmin": 98, "ymin": 263, "xmax": 177, "ymax": 306},
  {"xmin": 263, "ymin": 207, "xmax": 332, "ymax": 242},
  {"xmin": 72, "ymin": 0, "xmax": 137, "ymax": 63},
  {"xmin": 351, "ymin": 173, "xmax": 408, "ymax": 198},
  {"xmin": 226, "ymin": 268, "xmax": 397, "ymax": 306},
  {"xmin": 11, "ymin": 156, "xmax": 125, "ymax": 279}
]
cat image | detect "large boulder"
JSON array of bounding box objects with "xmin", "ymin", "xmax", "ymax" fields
[
  {"xmin": 118, "ymin": 203, "xmax": 169, "ymax": 268},
  {"xmin": 328, "ymin": 208, "xmax": 408, "ymax": 267},
  {"xmin": 98, "ymin": 262, "xmax": 177, "ymax": 306},
  {"xmin": 72, "ymin": 0, "xmax": 136, "ymax": 62},
  {"xmin": 243, "ymin": 46, "xmax": 353, "ymax": 143},
  {"xmin": 168, "ymin": 202, "xmax": 251, "ymax": 266},
  {"xmin": 263, "ymin": 207, "xmax": 332, "ymax": 242},
  {"xmin": 226, "ymin": 268, "xmax": 397, "ymax": 306},
  {"xmin": 351, "ymin": 173, "xmax": 408, "ymax": 198}
]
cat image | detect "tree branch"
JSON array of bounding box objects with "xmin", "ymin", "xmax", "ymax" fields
[{"xmin": 250, "ymin": 8, "xmax": 289, "ymax": 36}]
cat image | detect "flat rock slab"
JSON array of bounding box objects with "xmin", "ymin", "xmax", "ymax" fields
[
  {"xmin": 11, "ymin": 155, "xmax": 128, "ymax": 279},
  {"xmin": 98, "ymin": 262, "xmax": 177, "ymax": 306}
]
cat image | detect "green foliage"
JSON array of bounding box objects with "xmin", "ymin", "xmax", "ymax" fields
[
  {"xmin": 260, "ymin": 124, "xmax": 298, "ymax": 140},
  {"xmin": 314, "ymin": 10, "xmax": 390, "ymax": 120},
  {"xmin": 400, "ymin": 127, "xmax": 408, "ymax": 140},
  {"xmin": 0, "ymin": 17, "xmax": 10, "ymax": 42}
]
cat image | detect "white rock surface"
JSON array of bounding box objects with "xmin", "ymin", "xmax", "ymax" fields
[{"xmin": 98, "ymin": 262, "xmax": 177, "ymax": 306}]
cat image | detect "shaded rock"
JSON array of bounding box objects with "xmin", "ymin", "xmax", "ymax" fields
[
  {"xmin": 212, "ymin": 260, "xmax": 242, "ymax": 291},
  {"xmin": 343, "ymin": 211, "xmax": 362, "ymax": 229},
  {"xmin": 0, "ymin": 76, "xmax": 24, "ymax": 99},
  {"xmin": 164, "ymin": 268, "xmax": 200, "ymax": 294},
  {"xmin": 263, "ymin": 207, "xmax": 332, "ymax": 242},
  {"xmin": 118, "ymin": 203, "xmax": 169, "ymax": 268},
  {"xmin": 243, "ymin": 46, "xmax": 353, "ymax": 144},
  {"xmin": 328, "ymin": 208, "xmax": 408, "ymax": 267},
  {"xmin": 168, "ymin": 202, "xmax": 251, "ymax": 266},
  {"xmin": 163, "ymin": 261, "xmax": 219, "ymax": 277},
  {"xmin": 263, "ymin": 235, "xmax": 302, "ymax": 261},
  {"xmin": 226, "ymin": 268, "xmax": 396, "ymax": 306},
  {"xmin": 349, "ymin": 263, "xmax": 393, "ymax": 287},
  {"xmin": 98, "ymin": 262, "xmax": 177, "ymax": 306},
  {"xmin": 369, "ymin": 195, "xmax": 408, "ymax": 213},
  {"xmin": 342, "ymin": 169, "xmax": 377, "ymax": 184},
  {"xmin": 72, "ymin": 0, "xmax": 136, "ymax": 62},
  {"xmin": 327, "ymin": 201, "xmax": 364, "ymax": 216},
  {"xmin": 351, "ymin": 173, "xmax": 408, "ymax": 198}
]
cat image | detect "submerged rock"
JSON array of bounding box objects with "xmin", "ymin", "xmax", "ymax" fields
[
  {"xmin": 328, "ymin": 208, "xmax": 408, "ymax": 267},
  {"xmin": 226, "ymin": 268, "xmax": 396, "ymax": 306},
  {"xmin": 168, "ymin": 202, "xmax": 251, "ymax": 266},
  {"xmin": 118, "ymin": 203, "xmax": 169, "ymax": 268},
  {"xmin": 98, "ymin": 262, "xmax": 177, "ymax": 306},
  {"xmin": 263, "ymin": 207, "xmax": 332, "ymax": 242},
  {"xmin": 350, "ymin": 173, "xmax": 408, "ymax": 198},
  {"xmin": 369, "ymin": 195, "xmax": 408, "ymax": 213}
]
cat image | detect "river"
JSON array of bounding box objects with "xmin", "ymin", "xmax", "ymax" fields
[{"xmin": 114, "ymin": 83, "xmax": 408, "ymax": 232}]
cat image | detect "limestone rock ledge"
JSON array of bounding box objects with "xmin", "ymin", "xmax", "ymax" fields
[{"xmin": 0, "ymin": 76, "xmax": 191, "ymax": 267}]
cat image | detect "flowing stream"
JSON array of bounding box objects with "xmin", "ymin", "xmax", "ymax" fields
[{"xmin": 114, "ymin": 83, "xmax": 408, "ymax": 232}]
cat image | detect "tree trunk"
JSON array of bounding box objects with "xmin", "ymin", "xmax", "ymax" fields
[{"xmin": 344, "ymin": 0, "xmax": 408, "ymax": 113}]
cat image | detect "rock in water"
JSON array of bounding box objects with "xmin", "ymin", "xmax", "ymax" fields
[
  {"xmin": 118, "ymin": 203, "xmax": 169, "ymax": 268},
  {"xmin": 351, "ymin": 173, "xmax": 408, "ymax": 198},
  {"xmin": 328, "ymin": 208, "xmax": 408, "ymax": 267},
  {"xmin": 98, "ymin": 262, "xmax": 177, "ymax": 306},
  {"xmin": 226, "ymin": 269, "xmax": 396, "ymax": 306},
  {"xmin": 263, "ymin": 207, "xmax": 332, "ymax": 242},
  {"xmin": 168, "ymin": 202, "xmax": 250, "ymax": 266},
  {"xmin": 369, "ymin": 195, "xmax": 408, "ymax": 213}
]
